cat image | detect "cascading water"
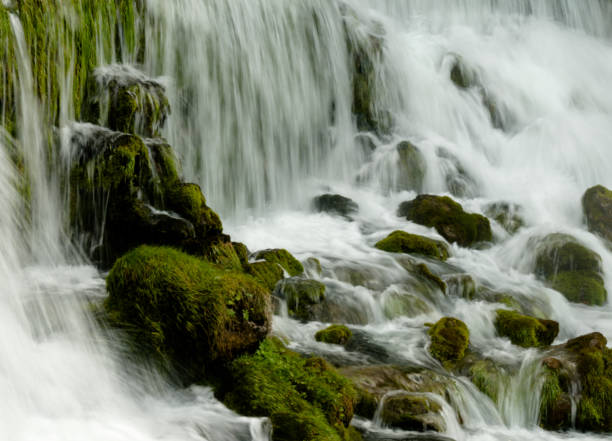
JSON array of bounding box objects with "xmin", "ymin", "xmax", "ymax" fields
[{"xmin": 2, "ymin": 0, "xmax": 612, "ymax": 440}]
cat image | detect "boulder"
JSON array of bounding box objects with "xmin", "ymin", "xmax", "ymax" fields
[
  {"xmin": 375, "ymin": 231, "xmax": 449, "ymax": 261},
  {"xmin": 534, "ymin": 233, "xmax": 606, "ymax": 305},
  {"xmin": 222, "ymin": 338, "xmax": 357, "ymax": 441},
  {"xmin": 427, "ymin": 317, "xmax": 470, "ymax": 365},
  {"xmin": 582, "ymin": 185, "xmax": 612, "ymax": 243},
  {"xmin": 275, "ymin": 278, "xmax": 326, "ymax": 321},
  {"xmin": 380, "ymin": 393, "xmax": 445, "ymax": 433},
  {"xmin": 315, "ymin": 325, "xmax": 353, "ymax": 346},
  {"xmin": 484, "ymin": 202, "xmax": 524, "ymax": 234},
  {"xmin": 396, "ymin": 141, "xmax": 426, "ymax": 193},
  {"xmin": 313, "ymin": 194, "xmax": 359, "ymax": 218},
  {"xmin": 104, "ymin": 246, "xmax": 271, "ymax": 379},
  {"xmin": 398, "ymin": 195, "xmax": 492, "ymax": 247},
  {"xmin": 494, "ymin": 310, "xmax": 559, "ymax": 348},
  {"xmin": 247, "ymin": 261, "xmax": 285, "ymax": 292},
  {"xmin": 252, "ymin": 248, "xmax": 304, "ymax": 277}
]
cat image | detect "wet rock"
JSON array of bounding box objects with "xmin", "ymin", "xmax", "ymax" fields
[
  {"xmin": 252, "ymin": 248, "xmax": 304, "ymax": 277},
  {"xmin": 484, "ymin": 202, "xmax": 524, "ymax": 234},
  {"xmin": 450, "ymin": 59, "xmax": 475, "ymax": 90},
  {"xmin": 313, "ymin": 194, "xmax": 359, "ymax": 218},
  {"xmin": 247, "ymin": 261, "xmax": 285, "ymax": 292},
  {"xmin": 274, "ymin": 278, "xmax": 326, "ymax": 321},
  {"xmin": 534, "ymin": 233, "xmax": 606, "ymax": 305},
  {"xmin": 462, "ymin": 357, "xmax": 506, "ymax": 403},
  {"xmin": 362, "ymin": 432, "xmax": 454, "ymax": 441},
  {"xmin": 303, "ymin": 257, "xmax": 323, "ymax": 277},
  {"xmin": 344, "ymin": 331, "xmax": 392, "ymax": 365},
  {"xmin": 539, "ymin": 332, "xmax": 612, "ymax": 432},
  {"xmin": 494, "ymin": 309, "xmax": 559, "ymax": 348},
  {"xmin": 381, "ymin": 289, "xmax": 432, "ymax": 320},
  {"xmin": 105, "ymin": 246, "xmax": 271, "ymax": 380},
  {"xmin": 442, "ymin": 274, "xmax": 476, "ymax": 300},
  {"xmin": 375, "ymin": 231, "xmax": 449, "ymax": 261},
  {"xmin": 380, "ymin": 393, "xmax": 446, "ymax": 433},
  {"xmin": 427, "ymin": 317, "xmax": 470, "ymax": 365},
  {"xmin": 398, "ymin": 195, "xmax": 492, "ymax": 247},
  {"xmin": 307, "ymin": 296, "xmax": 371, "ymax": 326},
  {"xmin": 436, "ymin": 148, "xmax": 477, "ymax": 198},
  {"xmin": 396, "ymin": 141, "xmax": 426, "ymax": 193},
  {"xmin": 84, "ymin": 65, "xmax": 170, "ymax": 138},
  {"xmin": 315, "ymin": 325, "xmax": 353, "ymax": 346},
  {"xmin": 582, "ymin": 185, "xmax": 612, "ymax": 243}
]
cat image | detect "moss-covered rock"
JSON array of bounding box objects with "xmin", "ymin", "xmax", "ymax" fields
[
  {"xmin": 539, "ymin": 332, "xmax": 612, "ymax": 433},
  {"xmin": 381, "ymin": 290, "xmax": 432, "ymax": 320},
  {"xmin": 484, "ymin": 202, "xmax": 524, "ymax": 235},
  {"xmin": 396, "ymin": 141, "xmax": 426, "ymax": 193},
  {"xmin": 436, "ymin": 147, "xmax": 478, "ymax": 198},
  {"xmin": 582, "ymin": 185, "xmax": 612, "ymax": 243},
  {"xmin": 104, "ymin": 246, "xmax": 271, "ymax": 379},
  {"xmin": 247, "ymin": 261, "xmax": 285, "ymax": 292},
  {"xmin": 316, "ymin": 325, "xmax": 353, "ymax": 346},
  {"xmin": 494, "ymin": 310, "xmax": 559, "ymax": 348},
  {"xmin": 534, "ymin": 233, "xmax": 607, "ymax": 305},
  {"xmin": 466, "ymin": 358, "xmax": 506, "ymax": 403},
  {"xmin": 252, "ymin": 248, "xmax": 304, "ymax": 277},
  {"xmin": 428, "ymin": 317, "xmax": 470, "ymax": 365},
  {"xmin": 443, "ymin": 274, "xmax": 476, "ymax": 300},
  {"xmin": 313, "ymin": 194, "xmax": 359, "ymax": 218},
  {"xmin": 380, "ymin": 394, "xmax": 445, "ymax": 432},
  {"xmin": 221, "ymin": 338, "xmax": 357, "ymax": 441},
  {"xmin": 275, "ymin": 278, "xmax": 326, "ymax": 321},
  {"xmin": 375, "ymin": 231, "xmax": 449, "ymax": 261},
  {"xmin": 398, "ymin": 195, "xmax": 492, "ymax": 247}
]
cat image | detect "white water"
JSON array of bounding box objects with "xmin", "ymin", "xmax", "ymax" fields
[{"xmin": 1, "ymin": 0, "xmax": 612, "ymax": 440}]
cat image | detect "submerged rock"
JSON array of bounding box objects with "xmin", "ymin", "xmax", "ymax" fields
[
  {"xmin": 484, "ymin": 202, "xmax": 524, "ymax": 235},
  {"xmin": 534, "ymin": 233, "xmax": 606, "ymax": 305},
  {"xmin": 398, "ymin": 195, "xmax": 492, "ymax": 247},
  {"xmin": 427, "ymin": 317, "xmax": 470, "ymax": 365},
  {"xmin": 313, "ymin": 194, "xmax": 359, "ymax": 218},
  {"xmin": 275, "ymin": 278, "xmax": 326, "ymax": 321},
  {"xmin": 252, "ymin": 248, "xmax": 304, "ymax": 277},
  {"xmin": 436, "ymin": 148, "xmax": 477, "ymax": 198},
  {"xmin": 396, "ymin": 141, "xmax": 427, "ymax": 193},
  {"xmin": 494, "ymin": 309, "xmax": 559, "ymax": 348},
  {"xmin": 222, "ymin": 338, "xmax": 357, "ymax": 441},
  {"xmin": 375, "ymin": 230, "xmax": 449, "ymax": 261},
  {"xmin": 582, "ymin": 185, "xmax": 612, "ymax": 244},
  {"xmin": 104, "ymin": 246, "xmax": 271, "ymax": 379},
  {"xmin": 315, "ymin": 325, "xmax": 353, "ymax": 346},
  {"xmin": 380, "ymin": 393, "xmax": 445, "ymax": 433}
]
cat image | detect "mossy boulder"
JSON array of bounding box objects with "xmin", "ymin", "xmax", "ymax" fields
[
  {"xmin": 582, "ymin": 185, "xmax": 612, "ymax": 243},
  {"xmin": 375, "ymin": 231, "xmax": 449, "ymax": 261},
  {"xmin": 221, "ymin": 338, "xmax": 357, "ymax": 441},
  {"xmin": 534, "ymin": 233, "xmax": 606, "ymax": 305},
  {"xmin": 84, "ymin": 65, "xmax": 170, "ymax": 138},
  {"xmin": 252, "ymin": 248, "xmax": 304, "ymax": 277},
  {"xmin": 315, "ymin": 325, "xmax": 353, "ymax": 346},
  {"xmin": 465, "ymin": 358, "xmax": 506, "ymax": 403},
  {"xmin": 396, "ymin": 141, "xmax": 426, "ymax": 193},
  {"xmin": 275, "ymin": 278, "xmax": 326, "ymax": 321},
  {"xmin": 247, "ymin": 261, "xmax": 285, "ymax": 292},
  {"xmin": 380, "ymin": 394, "xmax": 445, "ymax": 433},
  {"xmin": 428, "ymin": 317, "xmax": 470, "ymax": 365},
  {"xmin": 494, "ymin": 310, "xmax": 559, "ymax": 348},
  {"xmin": 539, "ymin": 333, "xmax": 612, "ymax": 432},
  {"xmin": 484, "ymin": 202, "xmax": 524, "ymax": 235},
  {"xmin": 104, "ymin": 246, "xmax": 271, "ymax": 379},
  {"xmin": 398, "ymin": 195, "xmax": 492, "ymax": 247},
  {"xmin": 313, "ymin": 194, "xmax": 359, "ymax": 218}
]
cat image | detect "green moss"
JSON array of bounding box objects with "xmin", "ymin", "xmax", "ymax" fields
[
  {"xmin": 539, "ymin": 367, "xmax": 571, "ymax": 430},
  {"xmin": 398, "ymin": 195, "xmax": 492, "ymax": 247},
  {"xmin": 105, "ymin": 246, "xmax": 271, "ymax": 379},
  {"xmin": 417, "ymin": 263, "xmax": 447, "ymax": 293},
  {"xmin": 494, "ymin": 310, "xmax": 559, "ymax": 348},
  {"xmin": 315, "ymin": 325, "xmax": 353, "ymax": 346},
  {"xmin": 375, "ymin": 230, "xmax": 449, "ymax": 261},
  {"xmin": 428, "ymin": 317, "xmax": 469, "ymax": 365},
  {"xmin": 484, "ymin": 202, "xmax": 524, "ymax": 234},
  {"xmin": 469, "ymin": 359, "xmax": 503, "ymax": 403},
  {"xmin": 380, "ymin": 394, "xmax": 444, "ymax": 432},
  {"xmin": 232, "ymin": 242, "xmax": 250, "ymax": 268},
  {"xmin": 253, "ymin": 249, "xmax": 304, "ymax": 277},
  {"xmin": 247, "ymin": 261, "xmax": 285, "ymax": 292},
  {"xmin": 582, "ymin": 185, "xmax": 612, "ymax": 243},
  {"xmin": 275, "ymin": 278, "xmax": 326, "ymax": 321},
  {"xmin": 203, "ymin": 239, "xmax": 243, "ymax": 271},
  {"xmin": 222, "ymin": 338, "xmax": 357, "ymax": 441},
  {"xmin": 550, "ymin": 271, "xmax": 606, "ymax": 306}
]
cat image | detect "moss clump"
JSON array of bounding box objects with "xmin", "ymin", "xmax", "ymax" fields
[
  {"xmin": 417, "ymin": 263, "xmax": 447, "ymax": 293},
  {"xmin": 539, "ymin": 366, "xmax": 572, "ymax": 430},
  {"xmin": 398, "ymin": 195, "xmax": 492, "ymax": 247},
  {"xmin": 375, "ymin": 231, "xmax": 449, "ymax": 261},
  {"xmin": 468, "ymin": 359, "xmax": 504, "ymax": 403},
  {"xmin": 428, "ymin": 317, "xmax": 469, "ymax": 365},
  {"xmin": 313, "ymin": 194, "xmax": 359, "ymax": 218},
  {"xmin": 582, "ymin": 185, "xmax": 612, "ymax": 243},
  {"xmin": 253, "ymin": 249, "xmax": 304, "ymax": 277},
  {"xmin": 315, "ymin": 325, "xmax": 353, "ymax": 346},
  {"xmin": 275, "ymin": 278, "xmax": 326, "ymax": 321},
  {"xmin": 494, "ymin": 310, "xmax": 559, "ymax": 348},
  {"xmin": 247, "ymin": 261, "xmax": 285, "ymax": 292},
  {"xmin": 232, "ymin": 242, "xmax": 250, "ymax": 268},
  {"xmin": 484, "ymin": 202, "xmax": 524, "ymax": 234},
  {"xmin": 105, "ymin": 246, "xmax": 271, "ymax": 379},
  {"xmin": 534, "ymin": 234, "xmax": 606, "ymax": 306},
  {"xmin": 222, "ymin": 338, "xmax": 357, "ymax": 441},
  {"xmin": 380, "ymin": 394, "xmax": 445, "ymax": 432}
]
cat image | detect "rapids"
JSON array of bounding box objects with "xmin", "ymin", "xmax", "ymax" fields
[{"xmin": 1, "ymin": 1, "xmax": 612, "ymax": 440}]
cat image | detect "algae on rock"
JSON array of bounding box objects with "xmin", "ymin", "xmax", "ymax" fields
[
  {"xmin": 427, "ymin": 317, "xmax": 470, "ymax": 365},
  {"xmin": 375, "ymin": 230, "xmax": 449, "ymax": 261},
  {"xmin": 494, "ymin": 309, "xmax": 559, "ymax": 348}
]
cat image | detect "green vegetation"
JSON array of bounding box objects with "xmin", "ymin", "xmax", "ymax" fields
[
  {"xmin": 315, "ymin": 325, "xmax": 353, "ymax": 345},
  {"xmin": 275, "ymin": 278, "xmax": 326, "ymax": 321},
  {"xmin": 582, "ymin": 185, "xmax": 612, "ymax": 243},
  {"xmin": 428, "ymin": 317, "xmax": 470, "ymax": 365},
  {"xmin": 375, "ymin": 230, "xmax": 449, "ymax": 261},
  {"xmin": 247, "ymin": 261, "xmax": 285, "ymax": 292},
  {"xmin": 494, "ymin": 310, "xmax": 559, "ymax": 348},
  {"xmin": 380, "ymin": 394, "xmax": 444, "ymax": 432},
  {"xmin": 253, "ymin": 248, "xmax": 304, "ymax": 276}
]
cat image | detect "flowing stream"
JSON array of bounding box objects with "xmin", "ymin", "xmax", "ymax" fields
[{"xmin": 1, "ymin": 0, "xmax": 612, "ymax": 440}]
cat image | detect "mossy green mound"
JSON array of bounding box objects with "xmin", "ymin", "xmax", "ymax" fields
[
  {"xmin": 247, "ymin": 261, "xmax": 285, "ymax": 292},
  {"xmin": 375, "ymin": 230, "xmax": 449, "ymax": 261},
  {"xmin": 398, "ymin": 195, "xmax": 492, "ymax": 247},
  {"xmin": 582, "ymin": 185, "xmax": 612, "ymax": 243},
  {"xmin": 316, "ymin": 325, "xmax": 353, "ymax": 346},
  {"xmin": 534, "ymin": 233, "xmax": 606, "ymax": 305},
  {"xmin": 380, "ymin": 394, "xmax": 445, "ymax": 432},
  {"xmin": 494, "ymin": 310, "xmax": 559, "ymax": 348},
  {"xmin": 105, "ymin": 246, "xmax": 271, "ymax": 379},
  {"xmin": 467, "ymin": 359, "xmax": 505, "ymax": 403},
  {"xmin": 539, "ymin": 333, "xmax": 612, "ymax": 432},
  {"xmin": 253, "ymin": 248, "xmax": 304, "ymax": 277},
  {"xmin": 428, "ymin": 317, "xmax": 470, "ymax": 365},
  {"xmin": 275, "ymin": 278, "xmax": 326, "ymax": 321},
  {"xmin": 222, "ymin": 338, "xmax": 357, "ymax": 441}
]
